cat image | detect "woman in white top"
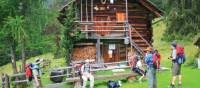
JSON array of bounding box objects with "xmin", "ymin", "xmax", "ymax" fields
[{"xmin": 131, "ymin": 57, "xmax": 146, "ymax": 83}]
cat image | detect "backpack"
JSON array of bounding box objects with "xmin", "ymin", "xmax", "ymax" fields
[
  {"xmin": 176, "ymin": 45, "xmax": 184, "ymax": 55},
  {"xmin": 25, "ymin": 64, "xmax": 33, "ymax": 81},
  {"xmin": 107, "ymin": 80, "xmax": 122, "ymax": 88},
  {"xmin": 153, "ymin": 53, "xmax": 159, "ymax": 69},
  {"xmin": 77, "ymin": 64, "xmax": 83, "ymax": 75},
  {"xmin": 176, "ymin": 45, "xmax": 186, "ymax": 64},
  {"xmin": 145, "ymin": 53, "xmax": 154, "ymax": 66}
]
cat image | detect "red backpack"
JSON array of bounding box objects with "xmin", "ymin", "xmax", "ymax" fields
[
  {"xmin": 153, "ymin": 53, "xmax": 160, "ymax": 69},
  {"xmin": 25, "ymin": 64, "xmax": 33, "ymax": 81},
  {"xmin": 176, "ymin": 45, "xmax": 184, "ymax": 55},
  {"xmin": 176, "ymin": 45, "xmax": 186, "ymax": 64}
]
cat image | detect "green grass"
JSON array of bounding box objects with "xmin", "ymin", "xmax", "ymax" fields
[
  {"xmin": 0, "ymin": 53, "xmax": 66, "ymax": 75},
  {"xmin": 1, "ymin": 20, "xmax": 200, "ymax": 88},
  {"xmin": 46, "ymin": 66, "xmax": 200, "ymax": 88}
]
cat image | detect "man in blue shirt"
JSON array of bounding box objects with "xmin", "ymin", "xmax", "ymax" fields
[{"xmin": 145, "ymin": 47, "xmax": 157, "ymax": 88}]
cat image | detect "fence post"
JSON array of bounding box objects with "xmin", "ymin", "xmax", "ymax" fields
[
  {"xmin": 72, "ymin": 67, "xmax": 75, "ymax": 77},
  {"xmin": 1, "ymin": 74, "xmax": 5, "ymax": 88},
  {"xmin": 5, "ymin": 74, "xmax": 10, "ymax": 88},
  {"xmin": 1, "ymin": 74, "xmax": 10, "ymax": 88}
]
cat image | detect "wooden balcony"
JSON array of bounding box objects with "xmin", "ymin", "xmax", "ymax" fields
[{"xmin": 76, "ymin": 21, "xmax": 129, "ymax": 39}]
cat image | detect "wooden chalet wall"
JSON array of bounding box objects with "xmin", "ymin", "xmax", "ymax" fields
[
  {"xmin": 58, "ymin": 0, "xmax": 162, "ymax": 62},
  {"xmin": 78, "ymin": 0, "xmax": 154, "ymax": 51}
]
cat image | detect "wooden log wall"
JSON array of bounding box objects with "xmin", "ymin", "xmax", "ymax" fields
[
  {"xmin": 128, "ymin": 3, "xmax": 153, "ymax": 51},
  {"xmin": 79, "ymin": 1, "xmax": 153, "ymax": 51}
]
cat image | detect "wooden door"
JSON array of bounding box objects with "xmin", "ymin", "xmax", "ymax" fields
[
  {"xmin": 102, "ymin": 44, "xmax": 120, "ymax": 63},
  {"xmin": 94, "ymin": 16, "xmax": 110, "ymax": 36}
]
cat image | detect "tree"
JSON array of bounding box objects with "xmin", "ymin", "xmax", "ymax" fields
[
  {"xmin": 163, "ymin": 0, "xmax": 200, "ymax": 41},
  {"xmin": 2, "ymin": 16, "xmax": 25, "ymax": 73},
  {"xmin": 62, "ymin": 4, "xmax": 82, "ymax": 65}
]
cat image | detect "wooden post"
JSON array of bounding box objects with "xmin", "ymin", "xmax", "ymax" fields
[
  {"xmin": 96, "ymin": 38, "xmax": 101, "ymax": 64},
  {"xmin": 1, "ymin": 74, "xmax": 10, "ymax": 88},
  {"xmin": 125, "ymin": 44, "xmax": 128, "ymax": 62},
  {"xmin": 1, "ymin": 74, "xmax": 5, "ymax": 88},
  {"xmin": 85, "ymin": 0, "xmax": 88, "ymax": 38},
  {"xmin": 72, "ymin": 67, "xmax": 75, "ymax": 77}
]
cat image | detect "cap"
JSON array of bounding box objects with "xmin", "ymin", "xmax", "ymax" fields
[{"xmin": 171, "ymin": 40, "xmax": 177, "ymax": 47}]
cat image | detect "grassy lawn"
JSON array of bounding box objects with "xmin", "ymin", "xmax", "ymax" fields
[{"xmin": 1, "ymin": 21, "xmax": 200, "ymax": 88}]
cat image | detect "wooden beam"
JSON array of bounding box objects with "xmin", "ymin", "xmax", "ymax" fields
[
  {"xmin": 139, "ymin": 0, "xmax": 162, "ymax": 17},
  {"xmin": 96, "ymin": 38, "xmax": 101, "ymax": 63}
]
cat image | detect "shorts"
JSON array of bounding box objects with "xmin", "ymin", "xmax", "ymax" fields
[
  {"xmin": 172, "ymin": 62, "xmax": 181, "ymax": 76},
  {"xmin": 32, "ymin": 69, "xmax": 39, "ymax": 76},
  {"xmin": 132, "ymin": 67, "xmax": 145, "ymax": 76}
]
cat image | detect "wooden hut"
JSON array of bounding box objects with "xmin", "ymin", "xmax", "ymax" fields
[{"xmin": 58, "ymin": 0, "xmax": 162, "ymax": 63}]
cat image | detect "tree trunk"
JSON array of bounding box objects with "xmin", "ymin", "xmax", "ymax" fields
[
  {"xmin": 10, "ymin": 44, "xmax": 19, "ymax": 88},
  {"xmin": 21, "ymin": 41, "xmax": 26, "ymax": 72},
  {"xmin": 66, "ymin": 50, "xmax": 71, "ymax": 65},
  {"xmin": 10, "ymin": 44, "xmax": 18, "ymax": 74}
]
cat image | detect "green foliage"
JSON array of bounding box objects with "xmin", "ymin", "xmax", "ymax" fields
[
  {"xmin": 2, "ymin": 16, "xmax": 26, "ymax": 43},
  {"xmin": 62, "ymin": 4, "xmax": 82, "ymax": 64},
  {"xmin": 162, "ymin": 0, "xmax": 200, "ymax": 41},
  {"xmin": 0, "ymin": 0, "xmax": 64, "ymax": 66}
]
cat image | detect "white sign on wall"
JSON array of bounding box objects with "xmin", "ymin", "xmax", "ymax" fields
[{"xmin": 109, "ymin": 44, "xmax": 116, "ymax": 50}]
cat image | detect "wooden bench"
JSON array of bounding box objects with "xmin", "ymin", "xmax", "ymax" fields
[{"xmin": 45, "ymin": 72, "xmax": 137, "ymax": 88}]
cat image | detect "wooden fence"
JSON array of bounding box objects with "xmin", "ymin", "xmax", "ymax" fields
[
  {"xmin": 6, "ymin": 61, "xmax": 136, "ymax": 87},
  {"xmin": 1, "ymin": 74, "xmax": 10, "ymax": 88}
]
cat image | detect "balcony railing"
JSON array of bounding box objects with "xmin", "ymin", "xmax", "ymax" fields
[{"xmin": 75, "ymin": 21, "xmax": 129, "ymax": 39}]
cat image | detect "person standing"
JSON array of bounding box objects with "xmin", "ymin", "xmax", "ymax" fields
[
  {"xmin": 31, "ymin": 58, "xmax": 43, "ymax": 88},
  {"xmin": 169, "ymin": 41, "xmax": 185, "ymax": 88},
  {"xmin": 81, "ymin": 59, "xmax": 94, "ymax": 88},
  {"xmin": 145, "ymin": 47, "xmax": 157, "ymax": 88}
]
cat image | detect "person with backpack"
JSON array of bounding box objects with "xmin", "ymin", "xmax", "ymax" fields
[
  {"xmin": 31, "ymin": 58, "xmax": 43, "ymax": 88},
  {"xmin": 81, "ymin": 59, "xmax": 94, "ymax": 88},
  {"xmin": 144, "ymin": 47, "xmax": 157, "ymax": 88},
  {"xmin": 153, "ymin": 50, "xmax": 161, "ymax": 70},
  {"xmin": 129, "ymin": 55, "xmax": 146, "ymax": 83},
  {"xmin": 169, "ymin": 41, "xmax": 185, "ymax": 88}
]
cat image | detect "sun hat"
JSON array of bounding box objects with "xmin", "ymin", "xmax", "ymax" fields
[
  {"xmin": 145, "ymin": 47, "xmax": 152, "ymax": 51},
  {"xmin": 35, "ymin": 58, "xmax": 43, "ymax": 64}
]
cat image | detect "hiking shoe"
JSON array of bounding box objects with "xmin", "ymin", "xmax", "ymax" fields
[
  {"xmin": 169, "ymin": 84, "xmax": 175, "ymax": 88},
  {"xmin": 178, "ymin": 84, "xmax": 182, "ymax": 87}
]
